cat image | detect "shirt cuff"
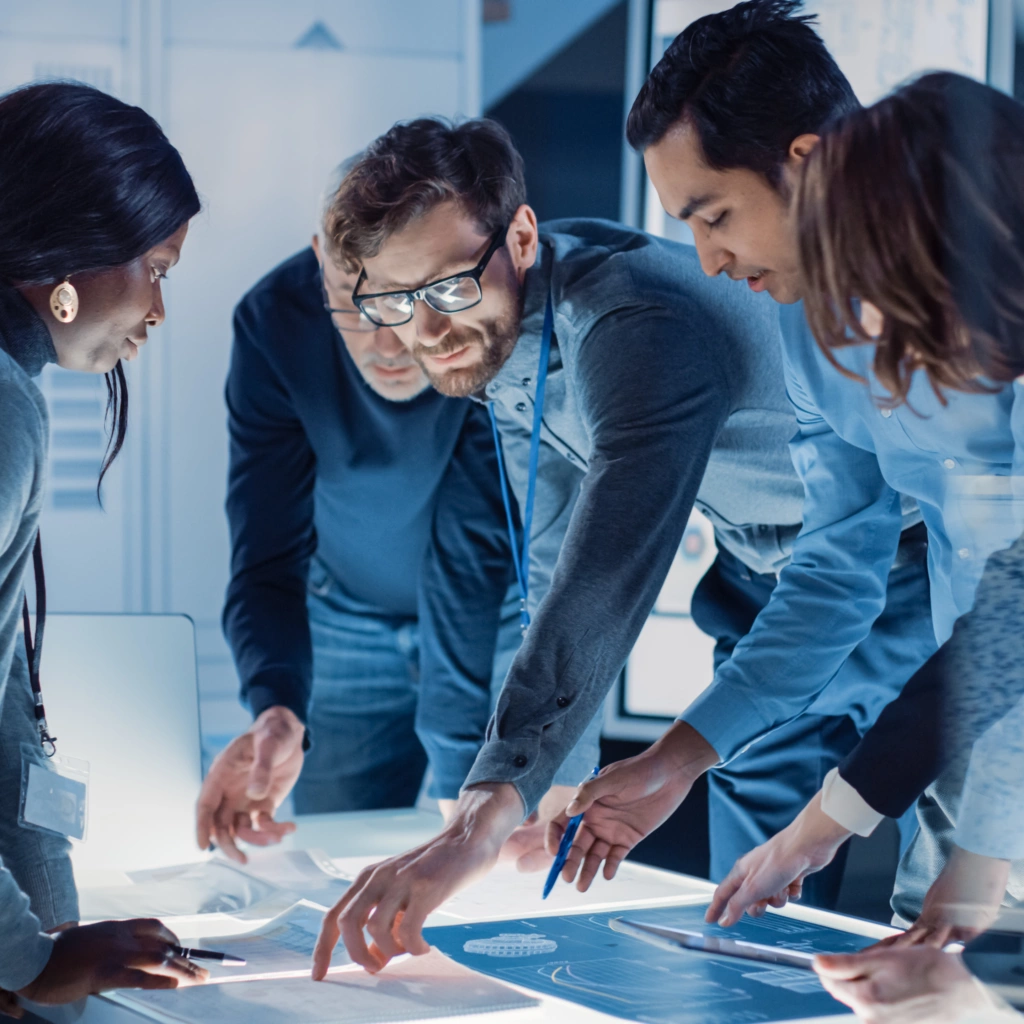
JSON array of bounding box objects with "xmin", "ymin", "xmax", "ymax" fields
[
  {"xmin": 0, "ymin": 927, "xmax": 53, "ymax": 994},
  {"xmin": 679, "ymin": 685, "xmax": 765, "ymax": 764},
  {"xmin": 820, "ymin": 767, "xmax": 885, "ymax": 837}
]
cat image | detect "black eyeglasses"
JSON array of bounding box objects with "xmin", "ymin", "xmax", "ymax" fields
[
  {"xmin": 351, "ymin": 226, "xmax": 508, "ymax": 328},
  {"xmin": 320, "ymin": 266, "xmax": 377, "ymax": 333}
]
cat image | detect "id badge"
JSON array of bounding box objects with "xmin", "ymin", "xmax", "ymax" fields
[{"xmin": 19, "ymin": 744, "xmax": 89, "ymax": 841}]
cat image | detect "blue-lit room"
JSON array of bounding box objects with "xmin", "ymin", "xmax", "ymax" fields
[{"xmin": 2, "ymin": 2, "xmax": 1024, "ymax": 1021}]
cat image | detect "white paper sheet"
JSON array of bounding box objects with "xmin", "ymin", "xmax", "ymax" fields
[
  {"xmin": 77, "ymin": 848, "xmax": 349, "ymax": 923},
  {"xmin": 240, "ymin": 848, "xmax": 351, "ymax": 905},
  {"xmin": 180, "ymin": 901, "xmax": 352, "ymax": 983},
  {"xmin": 78, "ymin": 858, "xmax": 280, "ymax": 921},
  {"xmin": 111, "ymin": 948, "xmax": 539, "ymax": 1024}
]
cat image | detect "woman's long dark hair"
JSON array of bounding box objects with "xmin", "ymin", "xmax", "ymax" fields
[
  {"xmin": 797, "ymin": 72, "xmax": 1024, "ymax": 406},
  {"xmin": 0, "ymin": 81, "xmax": 200, "ymax": 490}
]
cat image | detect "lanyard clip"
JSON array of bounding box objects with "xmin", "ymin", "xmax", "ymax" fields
[{"xmin": 37, "ymin": 720, "xmax": 57, "ymax": 759}]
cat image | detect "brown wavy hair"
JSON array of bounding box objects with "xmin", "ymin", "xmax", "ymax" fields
[
  {"xmin": 797, "ymin": 71, "xmax": 1024, "ymax": 406},
  {"xmin": 325, "ymin": 117, "xmax": 526, "ymax": 273}
]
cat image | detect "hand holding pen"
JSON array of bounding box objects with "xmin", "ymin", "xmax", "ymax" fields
[{"xmin": 543, "ymin": 766, "xmax": 601, "ymax": 898}]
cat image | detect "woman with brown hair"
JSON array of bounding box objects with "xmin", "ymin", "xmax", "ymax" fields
[
  {"xmin": 799, "ymin": 71, "xmax": 1024, "ymax": 402},
  {"xmin": 709, "ymin": 71, "xmax": 1024, "ymax": 1019}
]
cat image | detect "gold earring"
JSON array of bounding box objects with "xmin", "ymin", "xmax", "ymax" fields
[{"xmin": 49, "ymin": 277, "xmax": 79, "ymax": 323}]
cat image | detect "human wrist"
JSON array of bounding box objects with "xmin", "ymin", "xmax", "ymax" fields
[
  {"xmin": 452, "ymin": 783, "xmax": 526, "ymax": 853},
  {"xmin": 254, "ymin": 705, "xmax": 305, "ymax": 740},
  {"xmin": 804, "ymin": 791, "xmax": 855, "ymax": 849},
  {"xmin": 655, "ymin": 721, "xmax": 720, "ymax": 785}
]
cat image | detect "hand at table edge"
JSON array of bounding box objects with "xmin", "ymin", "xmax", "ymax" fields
[{"xmin": 312, "ymin": 782, "xmax": 525, "ymax": 977}]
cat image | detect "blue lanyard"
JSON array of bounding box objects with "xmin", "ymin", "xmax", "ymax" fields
[{"xmin": 488, "ymin": 294, "xmax": 553, "ymax": 636}]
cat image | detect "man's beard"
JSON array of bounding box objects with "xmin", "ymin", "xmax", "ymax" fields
[{"xmin": 412, "ymin": 305, "xmax": 522, "ymax": 399}]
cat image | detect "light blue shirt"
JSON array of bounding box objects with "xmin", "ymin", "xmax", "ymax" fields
[{"xmin": 684, "ymin": 302, "xmax": 1024, "ymax": 763}]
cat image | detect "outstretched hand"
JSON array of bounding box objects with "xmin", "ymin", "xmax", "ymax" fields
[
  {"xmin": 867, "ymin": 844, "xmax": 1009, "ymax": 951},
  {"xmin": 195, "ymin": 705, "xmax": 305, "ymax": 863},
  {"xmin": 546, "ymin": 722, "xmax": 718, "ymax": 892},
  {"xmin": 706, "ymin": 789, "xmax": 852, "ymax": 927},
  {"xmin": 814, "ymin": 946, "xmax": 999, "ymax": 1023},
  {"xmin": 313, "ymin": 783, "xmax": 524, "ymax": 976}
]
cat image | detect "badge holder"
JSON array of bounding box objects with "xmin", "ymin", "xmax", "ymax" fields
[{"xmin": 19, "ymin": 744, "xmax": 89, "ymax": 841}]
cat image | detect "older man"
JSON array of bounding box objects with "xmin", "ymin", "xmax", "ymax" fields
[{"xmin": 194, "ymin": 169, "xmax": 535, "ymax": 860}]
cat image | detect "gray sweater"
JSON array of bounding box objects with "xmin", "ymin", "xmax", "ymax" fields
[{"xmin": 0, "ymin": 282, "xmax": 78, "ymax": 991}]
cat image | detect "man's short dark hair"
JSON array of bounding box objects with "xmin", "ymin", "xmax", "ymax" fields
[
  {"xmin": 326, "ymin": 116, "xmax": 526, "ymax": 271},
  {"xmin": 626, "ymin": 0, "xmax": 859, "ymax": 187}
]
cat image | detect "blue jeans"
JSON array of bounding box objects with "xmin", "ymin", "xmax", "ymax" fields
[
  {"xmin": 692, "ymin": 529, "xmax": 933, "ymax": 909},
  {"xmin": 293, "ymin": 560, "xmax": 524, "ymax": 813}
]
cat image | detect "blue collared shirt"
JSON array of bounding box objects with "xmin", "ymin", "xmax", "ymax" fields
[{"xmin": 683, "ymin": 301, "xmax": 1024, "ymax": 763}]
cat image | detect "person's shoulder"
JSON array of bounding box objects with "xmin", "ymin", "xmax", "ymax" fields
[
  {"xmin": 542, "ymin": 219, "xmax": 769, "ymax": 321},
  {"xmin": 234, "ymin": 248, "xmax": 322, "ymax": 331}
]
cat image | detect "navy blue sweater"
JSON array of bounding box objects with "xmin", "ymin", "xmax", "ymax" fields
[{"xmin": 223, "ymin": 249, "xmax": 510, "ymax": 735}]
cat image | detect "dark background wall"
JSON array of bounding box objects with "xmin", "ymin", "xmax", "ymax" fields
[{"xmin": 486, "ymin": 2, "xmax": 627, "ymax": 222}]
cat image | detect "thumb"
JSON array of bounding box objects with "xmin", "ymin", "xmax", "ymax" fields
[
  {"xmin": 566, "ymin": 771, "xmax": 611, "ymax": 816},
  {"xmin": 545, "ymin": 815, "xmax": 567, "ymax": 855},
  {"xmin": 246, "ymin": 728, "xmax": 281, "ymax": 800}
]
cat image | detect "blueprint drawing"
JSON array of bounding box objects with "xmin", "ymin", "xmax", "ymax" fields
[{"xmin": 424, "ymin": 903, "xmax": 875, "ymax": 1024}]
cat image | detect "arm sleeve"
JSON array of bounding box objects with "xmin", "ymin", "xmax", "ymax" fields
[
  {"xmin": 415, "ymin": 405, "xmax": 515, "ymax": 800},
  {"xmin": 0, "ymin": 649, "xmax": 78, "ymax": 931},
  {"xmin": 839, "ymin": 528, "xmax": 1024, "ymax": 818},
  {"xmin": 464, "ymin": 303, "xmax": 732, "ymax": 813},
  {"xmin": 0, "ymin": 857, "xmax": 53, "ymax": 992},
  {"xmin": 682, "ymin": 347, "xmax": 905, "ymax": 763},
  {"xmin": 0, "ymin": 386, "xmax": 57, "ymax": 991},
  {"xmin": 955, "ymin": 695, "xmax": 1024, "ymax": 860},
  {"xmin": 221, "ymin": 301, "xmax": 317, "ymax": 724}
]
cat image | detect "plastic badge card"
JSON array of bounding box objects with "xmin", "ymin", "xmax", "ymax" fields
[{"xmin": 19, "ymin": 744, "xmax": 88, "ymax": 840}]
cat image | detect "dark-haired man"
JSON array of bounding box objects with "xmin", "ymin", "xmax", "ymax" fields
[
  {"xmin": 310, "ymin": 115, "xmax": 934, "ymax": 975},
  {"xmin": 566, "ymin": 0, "xmax": 1024, "ymax": 930}
]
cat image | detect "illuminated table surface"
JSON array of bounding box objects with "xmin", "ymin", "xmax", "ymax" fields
[{"xmin": 27, "ymin": 808, "xmax": 883, "ymax": 1023}]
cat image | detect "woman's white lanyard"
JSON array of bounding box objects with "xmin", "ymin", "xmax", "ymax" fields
[{"xmin": 488, "ymin": 294, "xmax": 553, "ymax": 637}]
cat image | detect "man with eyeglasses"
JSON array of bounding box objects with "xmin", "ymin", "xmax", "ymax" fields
[
  {"xmin": 193, "ymin": 164, "xmax": 536, "ymax": 862},
  {"xmin": 306, "ymin": 117, "xmax": 923, "ymax": 975}
]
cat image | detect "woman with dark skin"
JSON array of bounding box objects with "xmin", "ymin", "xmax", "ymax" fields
[{"xmin": 0, "ymin": 82, "xmax": 205, "ymax": 1014}]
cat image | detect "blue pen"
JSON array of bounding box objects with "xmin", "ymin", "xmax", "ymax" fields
[{"xmin": 543, "ymin": 766, "xmax": 600, "ymax": 899}]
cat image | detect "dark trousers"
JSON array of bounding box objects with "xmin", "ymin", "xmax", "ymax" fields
[{"xmin": 690, "ymin": 535, "xmax": 932, "ymax": 909}]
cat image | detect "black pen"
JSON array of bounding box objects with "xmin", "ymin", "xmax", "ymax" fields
[{"xmin": 172, "ymin": 945, "xmax": 247, "ymax": 965}]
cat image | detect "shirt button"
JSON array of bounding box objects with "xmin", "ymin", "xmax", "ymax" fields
[
  {"xmin": 880, "ymin": 408, "xmax": 893, "ymax": 419},
  {"xmin": 556, "ymin": 696, "xmax": 570, "ymax": 708},
  {"xmin": 521, "ymin": 377, "xmax": 532, "ymax": 387},
  {"xmin": 513, "ymin": 754, "xmax": 527, "ymax": 768},
  {"xmin": 943, "ymin": 458, "xmax": 956, "ymax": 469},
  {"xmin": 515, "ymin": 402, "xmax": 527, "ymax": 413},
  {"xmin": 566, "ymin": 452, "xmax": 576, "ymax": 462},
  {"xmin": 958, "ymin": 548, "xmax": 971, "ymax": 560}
]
